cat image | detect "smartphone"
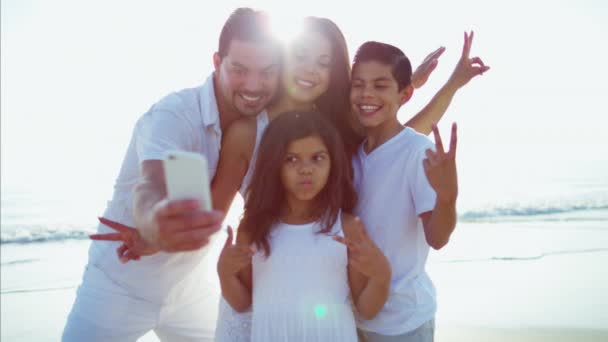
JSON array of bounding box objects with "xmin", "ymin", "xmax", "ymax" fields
[{"xmin": 163, "ymin": 150, "xmax": 212, "ymax": 211}]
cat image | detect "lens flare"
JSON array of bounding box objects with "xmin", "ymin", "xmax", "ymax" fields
[
  {"xmin": 314, "ymin": 305, "xmax": 327, "ymax": 319},
  {"xmin": 266, "ymin": 7, "xmax": 305, "ymax": 46}
]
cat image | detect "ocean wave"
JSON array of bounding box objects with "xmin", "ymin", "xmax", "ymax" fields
[
  {"xmin": 1, "ymin": 286, "xmax": 76, "ymax": 295},
  {"xmin": 1, "ymin": 226, "xmax": 94, "ymax": 244},
  {"xmin": 435, "ymin": 248, "xmax": 608, "ymax": 263},
  {"xmin": 3, "ymin": 200, "xmax": 607, "ymax": 244},
  {"xmin": 0, "ymin": 258, "xmax": 40, "ymax": 266},
  {"xmin": 460, "ymin": 203, "xmax": 608, "ymax": 221}
]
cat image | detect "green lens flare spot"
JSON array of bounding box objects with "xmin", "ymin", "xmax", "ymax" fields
[{"xmin": 314, "ymin": 305, "xmax": 327, "ymax": 319}]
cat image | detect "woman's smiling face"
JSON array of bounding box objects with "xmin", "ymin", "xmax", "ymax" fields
[{"xmin": 282, "ymin": 31, "xmax": 333, "ymax": 105}]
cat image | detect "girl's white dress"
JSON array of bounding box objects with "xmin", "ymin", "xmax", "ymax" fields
[
  {"xmin": 214, "ymin": 110, "xmax": 356, "ymax": 340},
  {"xmin": 250, "ymin": 216, "xmax": 357, "ymax": 341}
]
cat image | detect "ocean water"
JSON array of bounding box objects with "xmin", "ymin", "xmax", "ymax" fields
[{"xmin": 2, "ymin": 158, "xmax": 607, "ymax": 258}]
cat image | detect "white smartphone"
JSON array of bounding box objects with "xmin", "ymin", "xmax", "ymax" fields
[{"xmin": 163, "ymin": 150, "xmax": 212, "ymax": 211}]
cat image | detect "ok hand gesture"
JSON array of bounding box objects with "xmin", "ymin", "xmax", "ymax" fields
[
  {"xmin": 424, "ymin": 123, "xmax": 458, "ymax": 204},
  {"xmin": 448, "ymin": 31, "xmax": 490, "ymax": 90}
]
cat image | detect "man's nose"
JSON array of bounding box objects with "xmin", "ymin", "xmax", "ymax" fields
[{"xmin": 243, "ymin": 74, "xmax": 263, "ymax": 93}]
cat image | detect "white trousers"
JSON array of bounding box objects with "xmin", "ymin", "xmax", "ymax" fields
[
  {"xmin": 358, "ymin": 319, "xmax": 435, "ymax": 342},
  {"xmin": 62, "ymin": 264, "xmax": 218, "ymax": 342}
]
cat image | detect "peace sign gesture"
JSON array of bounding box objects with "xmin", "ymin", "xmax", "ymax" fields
[
  {"xmin": 217, "ymin": 226, "xmax": 254, "ymax": 279},
  {"xmin": 333, "ymin": 217, "xmax": 391, "ymax": 282},
  {"xmin": 448, "ymin": 31, "xmax": 490, "ymax": 89},
  {"xmin": 424, "ymin": 123, "xmax": 458, "ymax": 204},
  {"xmin": 90, "ymin": 217, "xmax": 160, "ymax": 263}
]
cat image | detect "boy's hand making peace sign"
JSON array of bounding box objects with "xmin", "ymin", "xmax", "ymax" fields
[{"xmin": 424, "ymin": 123, "xmax": 458, "ymax": 204}]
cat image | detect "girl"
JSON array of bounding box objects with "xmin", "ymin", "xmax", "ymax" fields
[{"xmin": 218, "ymin": 110, "xmax": 391, "ymax": 341}]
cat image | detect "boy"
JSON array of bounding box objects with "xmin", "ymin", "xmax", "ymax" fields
[{"xmin": 349, "ymin": 36, "xmax": 487, "ymax": 341}]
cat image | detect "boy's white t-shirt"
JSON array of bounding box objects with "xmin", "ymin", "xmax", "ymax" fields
[{"xmin": 353, "ymin": 127, "xmax": 437, "ymax": 335}]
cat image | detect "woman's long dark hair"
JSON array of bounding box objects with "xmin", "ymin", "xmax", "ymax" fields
[
  {"xmin": 302, "ymin": 16, "xmax": 364, "ymax": 160},
  {"xmin": 241, "ymin": 111, "xmax": 358, "ymax": 256}
]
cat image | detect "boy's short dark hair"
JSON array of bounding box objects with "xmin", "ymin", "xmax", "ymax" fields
[
  {"xmin": 353, "ymin": 41, "xmax": 412, "ymax": 90},
  {"xmin": 218, "ymin": 8, "xmax": 280, "ymax": 58}
]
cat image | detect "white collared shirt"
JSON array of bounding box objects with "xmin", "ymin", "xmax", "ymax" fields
[{"xmin": 89, "ymin": 74, "xmax": 224, "ymax": 304}]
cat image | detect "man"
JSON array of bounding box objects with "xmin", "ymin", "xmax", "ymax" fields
[{"xmin": 62, "ymin": 8, "xmax": 282, "ymax": 341}]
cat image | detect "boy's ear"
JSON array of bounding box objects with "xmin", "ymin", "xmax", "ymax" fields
[
  {"xmin": 213, "ymin": 52, "xmax": 222, "ymax": 72},
  {"xmin": 399, "ymin": 84, "xmax": 414, "ymax": 106}
]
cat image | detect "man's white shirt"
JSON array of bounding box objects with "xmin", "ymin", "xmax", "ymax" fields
[{"xmin": 89, "ymin": 74, "xmax": 223, "ymax": 304}]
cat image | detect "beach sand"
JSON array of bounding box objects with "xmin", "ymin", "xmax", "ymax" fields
[
  {"xmin": 436, "ymin": 326, "xmax": 608, "ymax": 342},
  {"xmin": 2, "ymin": 223, "xmax": 607, "ymax": 341}
]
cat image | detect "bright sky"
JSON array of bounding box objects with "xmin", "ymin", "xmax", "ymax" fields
[{"xmin": 1, "ymin": 0, "xmax": 607, "ymax": 201}]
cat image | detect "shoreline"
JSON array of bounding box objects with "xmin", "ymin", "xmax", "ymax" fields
[{"xmin": 2, "ymin": 222, "xmax": 608, "ymax": 341}]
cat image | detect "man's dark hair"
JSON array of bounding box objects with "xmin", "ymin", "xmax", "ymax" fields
[
  {"xmin": 218, "ymin": 8, "xmax": 279, "ymax": 58},
  {"xmin": 353, "ymin": 41, "xmax": 412, "ymax": 90}
]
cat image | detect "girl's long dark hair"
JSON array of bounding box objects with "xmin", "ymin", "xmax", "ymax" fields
[{"xmin": 241, "ymin": 111, "xmax": 358, "ymax": 256}]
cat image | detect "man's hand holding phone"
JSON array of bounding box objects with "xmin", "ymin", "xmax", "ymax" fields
[
  {"xmin": 148, "ymin": 197, "xmax": 223, "ymax": 253},
  {"xmin": 151, "ymin": 151, "xmax": 223, "ymax": 251},
  {"xmin": 92, "ymin": 151, "xmax": 223, "ymax": 262}
]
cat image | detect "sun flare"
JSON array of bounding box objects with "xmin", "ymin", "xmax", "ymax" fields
[{"xmin": 264, "ymin": 5, "xmax": 306, "ymax": 46}]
